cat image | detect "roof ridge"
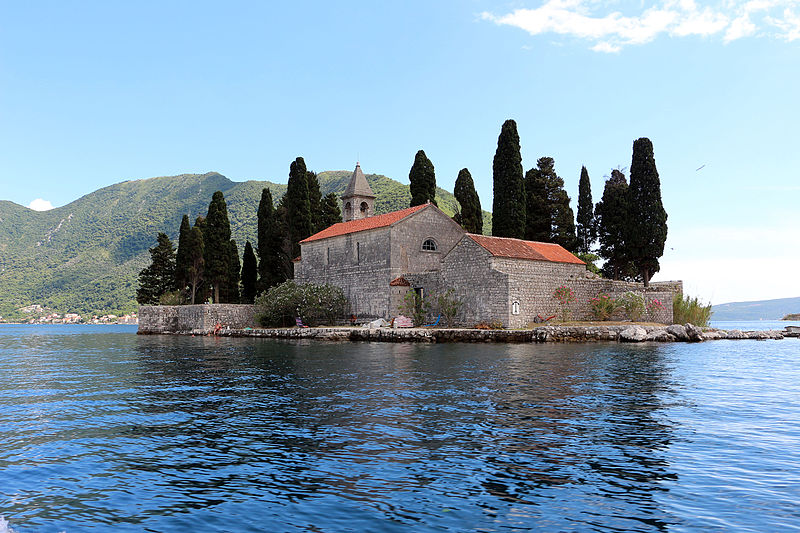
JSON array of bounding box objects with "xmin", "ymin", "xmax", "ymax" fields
[{"xmin": 300, "ymin": 204, "xmax": 429, "ymax": 243}]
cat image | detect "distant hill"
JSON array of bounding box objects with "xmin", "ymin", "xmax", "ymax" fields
[
  {"xmin": 0, "ymin": 170, "xmax": 491, "ymax": 317},
  {"xmin": 711, "ymin": 297, "xmax": 800, "ymax": 321}
]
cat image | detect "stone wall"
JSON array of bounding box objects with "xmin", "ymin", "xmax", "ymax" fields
[
  {"xmin": 138, "ymin": 304, "xmax": 256, "ymax": 334},
  {"xmin": 389, "ymin": 207, "xmax": 464, "ymax": 275}
]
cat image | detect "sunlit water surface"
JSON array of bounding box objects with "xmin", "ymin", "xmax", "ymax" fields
[{"xmin": 1, "ymin": 324, "xmax": 799, "ymax": 532}]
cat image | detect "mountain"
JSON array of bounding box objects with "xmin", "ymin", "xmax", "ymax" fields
[
  {"xmin": 711, "ymin": 297, "xmax": 800, "ymax": 321},
  {"xmin": 0, "ymin": 171, "xmax": 491, "ymax": 318}
]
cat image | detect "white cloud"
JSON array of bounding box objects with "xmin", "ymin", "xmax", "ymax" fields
[
  {"xmin": 28, "ymin": 199, "xmax": 54, "ymax": 211},
  {"xmin": 483, "ymin": 0, "xmax": 800, "ymax": 51}
]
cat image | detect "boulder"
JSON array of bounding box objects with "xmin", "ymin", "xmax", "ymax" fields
[
  {"xmin": 620, "ymin": 326, "xmax": 648, "ymax": 342},
  {"xmin": 666, "ymin": 324, "xmax": 689, "ymax": 341},
  {"xmin": 685, "ymin": 323, "xmax": 705, "ymax": 342},
  {"xmin": 645, "ymin": 329, "xmax": 676, "ymax": 342}
]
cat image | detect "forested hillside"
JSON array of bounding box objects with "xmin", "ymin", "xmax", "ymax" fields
[{"xmin": 0, "ymin": 170, "xmax": 490, "ymax": 317}]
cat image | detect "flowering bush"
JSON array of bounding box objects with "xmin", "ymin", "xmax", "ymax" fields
[
  {"xmin": 646, "ymin": 298, "xmax": 665, "ymax": 321},
  {"xmin": 589, "ymin": 292, "xmax": 621, "ymax": 321},
  {"xmin": 552, "ymin": 285, "xmax": 575, "ymax": 321},
  {"xmin": 620, "ymin": 291, "xmax": 645, "ymax": 322},
  {"xmin": 255, "ymin": 281, "xmax": 347, "ymax": 327}
]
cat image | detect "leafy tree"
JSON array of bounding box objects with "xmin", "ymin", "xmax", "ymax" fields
[
  {"xmin": 241, "ymin": 241, "xmax": 258, "ymax": 304},
  {"xmin": 409, "ymin": 150, "xmax": 437, "ymax": 206},
  {"xmin": 227, "ymin": 239, "xmax": 241, "ymax": 303},
  {"xmin": 524, "ymin": 157, "xmax": 577, "ymax": 251},
  {"xmin": 254, "ymin": 281, "xmax": 347, "ymax": 327},
  {"xmin": 627, "ymin": 137, "xmax": 668, "ymax": 286},
  {"xmin": 174, "ymin": 214, "xmax": 192, "ymax": 295},
  {"xmin": 576, "ymin": 166, "xmax": 596, "ymax": 254},
  {"xmin": 136, "ymin": 233, "xmax": 176, "ymax": 305},
  {"xmin": 319, "ymin": 192, "xmax": 342, "ymax": 229},
  {"xmin": 186, "ymin": 226, "xmax": 204, "ymax": 304},
  {"xmin": 257, "ymin": 188, "xmax": 289, "ymax": 291},
  {"xmin": 204, "ymin": 191, "xmax": 232, "ymax": 303},
  {"xmin": 595, "ymin": 170, "xmax": 637, "ymax": 280},
  {"xmin": 453, "ymin": 168, "xmax": 483, "ymax": 234},
  {"xmin": 286, "ymin": 157, "xmax": 312, "ymax": 259},
  {"xmin": 491, "ymin": 119, "xmax": 525, "ymax": 238},
  {"xmin": 306, "ymin": 170, "xmax": 323, "ymax": 232}
]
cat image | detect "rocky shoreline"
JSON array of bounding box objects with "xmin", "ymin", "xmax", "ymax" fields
[{"xmin": 139, "ymin": 323, "xmax": 796, "ymax": 343}]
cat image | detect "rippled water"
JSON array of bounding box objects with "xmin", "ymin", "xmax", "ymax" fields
[{"xmin": 1, "ymin": 325, "xmax": 799, "ymax": 532}]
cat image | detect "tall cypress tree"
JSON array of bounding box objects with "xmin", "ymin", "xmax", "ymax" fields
[
  {"xmin": 627, "ymin": 138, "xmax": 668, "ymax": 286},
  {"xmin": 186, "ymin": 226, "xmax": 204, "ymax": 304},
  {"xmin": 552, "ymin": 188, "xmax": 578, "ymax": 252},
  {"xmin": 136, "ymin": 233, "xmax": 176, "ymax": 305},
  {"xmin": 576, "ymin": 166, "xmax": 596, "ymax": 254},
  {"xmin": 241, "ymin": 241, "xmax": 258, "ymax": 304},
  {"xmin": 227, "ymin": 239, "xmax": 241, "ymax": 303},
  {"xmin": 409, "ymin": 150, "xmax": 437, "ymax": 206},
  {"xmin": 306, "ymin": 170, "xmax": 323, "ymax": 232},
  {"xmin": 286, "ymin": 157, "xmax": 312, "ymax": 259},
  {"xmin": 453, "ymin": 168, "xmax": 483, "ymax": 234},
  {"xmin": 257, "ymin": 188, "xmax": 288, "ymax": 292},
  {"xmin": 596, "ymin": 169, "xmax": 636, "ymax": 280},
  {"xmin": 524, "ymin": 167, "xmax": 551, "ymax": 242},
  {"xmin": 174, "ymin": 214, "xmax": 192, "ymax": 296},
  {"xmin": 491, "ymin": 119, "xmax": 525, "ymax": 238},
  {"xmin": 319, "ymin": 192, "xmax": 342, "ymax": 229},
  {"xmin": 193, "ymin": 215, "xmax": 209, "ymax": 302},
  {"xmin": 523, "ymin": 157, "xmax": 577, "ymax": 250},
  {"xmin": 204, "ymin": 191, "xmax": 232, "ymax": 303}
]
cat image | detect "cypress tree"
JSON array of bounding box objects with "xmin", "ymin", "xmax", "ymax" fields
[
  {"xmin": 319, "ymin": 192, "xmax": 342, "ymax": 230},
  {"xmin": 524, "ymin": 167, "xmax": 551, "ymax": 242},
  {"xmin": 409, "ymin": 150, "xmax": 437, "ymax": 206},
  {"xmin": 186, "ymin": 226, "xmax": 204, "ymax": 304},
  {"xmin": 257, "ymin": 188, "xmax": 289, "ymax": 291},
  {"xmin": 453, "ymin": 168, "xmax": 483, "ymax": 234},
  {"xmin": 524, "ymin": 157, "xmax": 577, "ymax": 250},
  {"xmin": 491, "ymin": 119, "xmax": 525, "ymax": 238},
  {"xmin": 241, "ymin": 241, "xmax": 258, "ymax": 304},
  {"xmin": 627, "ymin": 138, "xmax": 668, "ymax": 286},
  {"xmin": 136, "ymin": 233, "xmax": 176, "ymax": 305},
  {"xmin": 227, "ymin": 239, "xmax": 241, "ymax": 303},
  {"xmin": 306, "ymin": 170, "xmax": 322, "ymax": 232},
  {"xmin": 576, "ymin": 166, "xmax": 596, "ymax": 254},
  {"xmin": 204, "ymin": 191, "xmax": 232, "ymax": 303},
  {"xmin": 286, "ymin": 157, "xmax": 312, "ymax": 259},
  {"xmin": 174, "ymin": 214, "xmax": 192, "ymax": 297},
  {"xmin": 596, "ymin": 170, "xmax": 636, "ymax": 280},
  {"xmin": 552, "ymin": 188, "xmax": 578, "ymax": 252}
]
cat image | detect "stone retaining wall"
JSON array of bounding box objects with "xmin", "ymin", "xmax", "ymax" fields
[{"xmin": 138, "ymin": 304, "xmax": 256, "ymax": 334}]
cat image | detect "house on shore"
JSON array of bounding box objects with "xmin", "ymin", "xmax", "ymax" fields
[{"xmin": 294, "ymin": 164, "xmax": 680, "ymax": 327}]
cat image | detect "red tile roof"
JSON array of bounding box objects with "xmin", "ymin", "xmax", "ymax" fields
[
  {"xmin": 467, "ymin": 234, "xmax": 585, "ymax": 265},
  {"xmin": 389, "ymin": 276, "xmax": 411, "ymax": 286},
  {"xmin": 300, "ymin": 204, "xmax": 429, "ymax": 243}
]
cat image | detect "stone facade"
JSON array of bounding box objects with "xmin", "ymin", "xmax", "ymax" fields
[{"xmin": 138, "ymin": 304, "xmax": 256, "ymax": 334}]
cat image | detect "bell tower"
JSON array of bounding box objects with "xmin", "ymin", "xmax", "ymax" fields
[{"xmin": 341, "ymin": 162, "xmax": 376, "ymax": 222}]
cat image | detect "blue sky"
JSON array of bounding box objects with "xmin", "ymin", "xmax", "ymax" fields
[{"xmin": 1, "ymin": 1, "xmax": 798, "ymax": 304}]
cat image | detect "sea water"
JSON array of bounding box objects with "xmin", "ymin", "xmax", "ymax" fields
[{"xmin": 1, "ymin": 324, "xmax": 799, "ymax": 532}]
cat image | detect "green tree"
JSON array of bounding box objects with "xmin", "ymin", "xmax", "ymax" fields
[
  {"xmin": 627, "ymin": 137, "xmax": 668, "ymax": 286},
  {"xmin": 453, "ymin": 168, "xmax": 483, "ymax": 234},
  {"xmin": 595, "ymin": 169, "xmax": 636, "ymax": 280},
  {"xmin": 306, "ymin": 170, "xmax": 323, "ymax": 232},
  {"xmin": 257, "ymin": 188, "xmax": 289, "ymax": 291},
  {"xmin": 491, "ymin": 119, "xmax": 525, "ymax": 238},
  {"xmin": 174, "ymin": 214, "xmax": 191, "ymax": 297},
  {"xmin": 136, "ymin": 233, "xmax": 176, "ymax": 305},
  {"xmin": 241, "ymin": 240, "xmax": 258, "ymax": 304},
  {"xmin": 524, "ymin": 157, "xmax": 577, "ymax": 251},
  {"xmin": 524, "ymin": 167, "xmax": 551, "ymax": 242},
  {"xmin": 204, "ymin": 191, "xmax": 232, "ymax": 303},
  {"xmin": 576, "ymin": 166, "xmax": 596, "ymax": 254},
  {"xmin": 186, "ymin": 226, "xmax": 204, "ymax": 304},
  {"xmin": 226, "ymin": 239, "xmax": 241, "ymax": 303},
  {"xmin": 409, "ymin": 150, "xmax": 437, "ymax": 206},
  {"xmin": 319, "ymin": 192, "xmax": 342, "ymax": 229},
  {"xmin": 286, "ymin": 157, "xmax": 313, "ymax": 259}
]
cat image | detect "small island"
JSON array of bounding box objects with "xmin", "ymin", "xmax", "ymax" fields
[{"xmin": 783, "ymin": 313, "xmax": 800, "ymax": 320}]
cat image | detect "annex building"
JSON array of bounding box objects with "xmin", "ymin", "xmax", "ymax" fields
[{"xmin": 294, "ymin": 164, "xmax": 679, "ymax": 327}]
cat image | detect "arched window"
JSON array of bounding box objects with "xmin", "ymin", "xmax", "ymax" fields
[
  {"xmin": 360, "ymin": 201, "xmax": 369, "ymax": 214},
  {"xmin": 421, "ymin": 238, "xmax": 437, "ymax": 251},
  {"xmin": 512, "ymin": 301, "xmax": 520, "ymax": 315}
]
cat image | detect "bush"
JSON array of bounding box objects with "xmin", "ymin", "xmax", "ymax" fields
[
  {"xmin": 620, "ymin": 291, "xmax": 645, "ymax": 321},
  {"xmin": 398, "ymin": 290, "xmax": 430, "ymax": 326},
  {"xmin": 158, "ymin": 290, "xmax": 185, "ymax": 306},
  {"xmin": 588, "ymin": 292, "xmax": 620, "ymax": 321},
  {"xmin": 646, "ymin": 297, "xmax": 666, "ymax": 322},
  {"xmin": 433, "ymin": 289, "xmax": 463, "ymax": 327},
  {"xmin": 254, "ymin": 281, "xmax": 347, "ymax": 327},
  {"xmin": 552, "ymin": 285, "xmax": 575, "ymax": 322},
  {"xmin": 673, "ymin": 293, "xmax": 712, "ymax": 326}
]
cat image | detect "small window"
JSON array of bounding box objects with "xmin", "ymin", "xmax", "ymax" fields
[
  {"xmin": 512, "ymin": 301, "xmax": 520, "ymax": 315},
  {"xmin": 356, "ymin": 242, "xmax": 360, "ymax": 264},
  {"xmin": 326, "ymin": 247, "xmax": 330, "ymax": 265},
  {"xmin": 360, "ymin": 201, "xmax": 369, "ymax": 214},
  {"xmin": 422, "ymin": 239, "xmax": 437, "ymax": 251}
]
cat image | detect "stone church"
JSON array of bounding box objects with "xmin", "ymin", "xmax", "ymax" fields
[{"xmin": 294, "ymin": 164, "xmax": 679, "ymax": 327}]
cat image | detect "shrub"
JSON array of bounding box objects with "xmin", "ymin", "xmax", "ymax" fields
[
  {"xmin": 673, "ymin": 293, "xmax": 712, "ymax": 326},
  {"xmin": 398, "ymin": 290, "xmax": 430, "ymax": 326},
  {"xmin": 552, "ymin": 285, "xmax": 575, "ymax": 322},
  {"xmin": 646, "ymin": 297, "xmax": 665, "ymax": 322},
  {"xmin": 433, "ymin": 289, "xmax": 463, "ymax": 327},
  {"xmin": 620, "ymin": 291, "xmax": 645, "ymax": 321},
  {"xmin": 588, "ymin": 292, "xmax": 620, "ymax": 321},
  {"xmin": 158, "ymin": 290, "xmax": 184, "ymax": 306},
  {"xmin": 254, "ymin": 281, "xmax": 347, "ymax": 327}
]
